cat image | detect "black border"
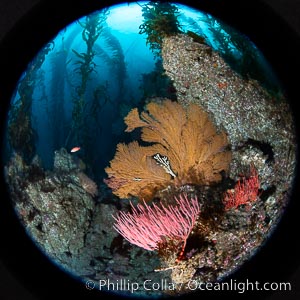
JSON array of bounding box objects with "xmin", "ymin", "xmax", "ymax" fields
[{"xmin": 0, "ymin": 1, "xmax": 300, "ymax": 299}]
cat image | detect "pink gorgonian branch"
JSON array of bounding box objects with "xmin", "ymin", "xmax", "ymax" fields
[
  {"xmin": 112, "ymin": 194, "xmax": 200, "ymax": 253},
  {"xmin": 223, "ymin": 166, "xmax": 260, "ymax": 210}
]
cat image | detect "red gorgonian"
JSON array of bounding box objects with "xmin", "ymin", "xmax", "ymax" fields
[
  {"xmin": 223, "ymin": 166, "xmax": 260, "ymax": 210},
  {"xmin": 112, "ymin": 194, "xmax": 200, "ymax": 256}
]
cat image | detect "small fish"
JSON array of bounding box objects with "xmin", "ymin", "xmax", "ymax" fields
[
  {"xmin": 217, "ymin": 82, "xmax": 228, "ymax": 89},
  {"xmin": 70, "ymin": 146, "xmax": 81, "ymax": 153}
]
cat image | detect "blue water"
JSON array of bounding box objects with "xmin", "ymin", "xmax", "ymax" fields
[{"xmin": 6, "ymin": 1, "xmax": 278, "ymax": 180}]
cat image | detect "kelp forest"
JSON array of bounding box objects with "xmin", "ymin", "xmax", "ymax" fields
[
  {"xmin": 6, "ymin": 9, "xmax": 131, "ymax": 179},
  {"xmin": 3, "ymin": 2, "xmax": 295, "ymax": 297},
  {"xmin": 5, "ymin": 2, "xmax": 283, "ymax": 180}
]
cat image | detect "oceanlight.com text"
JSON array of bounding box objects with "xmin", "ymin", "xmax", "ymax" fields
[{"xmin": 85, "ymin": 278, "xmax": 292, "ymax": 294}]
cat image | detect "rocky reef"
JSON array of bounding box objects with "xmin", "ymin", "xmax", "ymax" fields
[
  {"xmin": 4, "ymin": 33, "xmax": 296, "ymax": 297},
  {"xmin": 4, "ymin": 148, "xmax": 168, "ymax": 297},
  {"xmin": 157, "ymin": 34, "xmax": 296, "ymax": 290}
]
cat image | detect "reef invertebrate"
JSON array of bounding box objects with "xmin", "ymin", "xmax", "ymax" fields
[
  {"xmin": 105, "ymin": 99, "xmax": 231, "ymax": 199},
  {"xmin": 113, "ymin": 194, "xmax": 200, "ymax": 259}
]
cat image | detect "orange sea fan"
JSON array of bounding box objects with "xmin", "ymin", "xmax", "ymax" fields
[
  {"xmin": 104, "ymin": 141, "xmax": 170, "ymax": 200},
  {"xmin": 105, "ymin": 99, "xmax": 231, "ymax": 199}
]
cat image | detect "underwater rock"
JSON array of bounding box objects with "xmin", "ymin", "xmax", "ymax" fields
[
  {"xmin": 5, "ymin": 152, "xmax": 167, "ymax": 293},
  {"xmin": 162, "ymin": 33, "xmax": 295, "ymax": 214},
  {"xmin": 53, "ymin": 147, "xmax": 79, "ymax": 172},
  {"xmin": 162, "ymin": 34, "xmax": 294, "ymax": 146},
  {"xmin": 5, "ymin": 152, "xmax": 95, "ymax": 258},
  {"xmin": 78, "ymin": 172, "xmax": 98, "ymax": 197},
  {"xmin": 2, "ymin": 4, "xmax": 297, "ymax": 295},
  {"xmin": 156, "ymin": 33, "xmax": 296, "ymax": 288}
]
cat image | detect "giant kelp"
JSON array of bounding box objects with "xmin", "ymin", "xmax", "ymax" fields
[
  {"xmin": 139, "ymin": 1, "xmax": 182, "ymax": 57},
  {"xmin": 65, "ymin": 10, "xmax": 108, "ymax": 148},
  {"xmin": 102, "ymin": 28, "xmax": 127, "ymax": 101},
  {"xmin": 64, "ymin": 10, "xmax": 130, "ymax": 177},
  {"xmin": 7, "ymin": 42, "xmax": 53, "ymax": 162},
  {"xmin": 197, "ymin": 13, "xmax": 281, "ymax": 94},
  {"xmin": 47, "ymin": 32, "xmax": 77, "ymax": 152}
]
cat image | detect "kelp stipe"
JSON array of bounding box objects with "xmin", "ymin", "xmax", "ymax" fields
[
  {"xmin": 7, "ymin": 42, "xmax": 53, "ymax": 163},
  {"xmin": 139, "ymin": 1, "xmax": 182, "ymax": 57},
  {"xmin": 65, "ymin": 10, "xmax": 109, "ymax": 148}
]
